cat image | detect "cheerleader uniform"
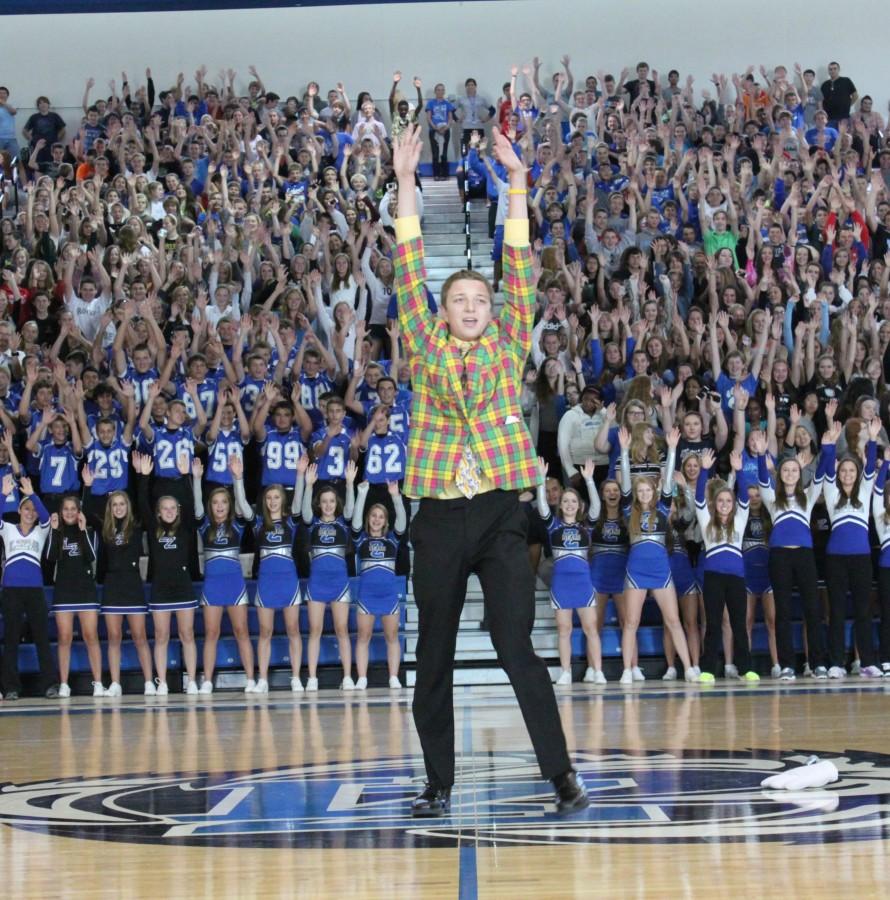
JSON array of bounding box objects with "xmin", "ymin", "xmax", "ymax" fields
[
  {"xmin": 99, "ymin": 523, "xmax": 148, "ymax": 614},
  {"xmin": 694, "ymin": 469, "xmax": 752, "ymax": 678},
  {"xmin": 536, "ymin": 474, "xmax": 600, "ymax": 610},
  {"xmin": 590, "ymin": 517, "xmax": 629, "ymax": 595},
  {"xmin": 304, "ymin": 516, "xmax": 352, "ymax": 603},
  {"xmin": 871, "ymin": 461, "xmax": 890, "ymax": 670},
  {"xmin": 620, "ymin": 446, "xmax": 677, "ymax": 590},
  {"xmin": 254, "ymin": 516, "xmax": 301, "ymax": 608},
  {"xmin": 0, "ymin": 492, "xmax": 56, "ymax": 695},
  {"xmin": 822, "ymin": 440, "xmax": 877, "ymax": 673},
  {"xmin": 137, "ymin": 475, "xmax": 196, "ymax": 612},
  {"xmin": 47, "ymin": 523, "xmax": 99, "ymax": 613},
  {"xmin": 199, "ymin": 518, "xmax": 248, "ymax": 606},
  {"xmin": 742, "ymin": 514, "xmax": 772, "ymax": 597},
  {"xmin": 757, "ymin": 452, "xmax": 827, "ymax": 676},
  {"xmin": 669, "ymin": 510, "xmax": 698, "ymax": 598},
  {"xmin": 351, "ymin": 485, "xmax": 407, "ymax": 617}
]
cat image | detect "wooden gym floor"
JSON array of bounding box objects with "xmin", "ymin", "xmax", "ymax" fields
[{"xmin": 1, "ymin": 680, "xmax": 890, "ymax": 898}]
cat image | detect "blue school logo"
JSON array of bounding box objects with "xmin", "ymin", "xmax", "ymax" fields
[{"xmin": 2, "ymin": 749, "xmax": 890, "ymax": 848}]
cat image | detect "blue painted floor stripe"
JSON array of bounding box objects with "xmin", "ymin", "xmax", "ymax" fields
[{"xmin": 458, "ymin": 686, "xmax": 478, "ymax": 900}]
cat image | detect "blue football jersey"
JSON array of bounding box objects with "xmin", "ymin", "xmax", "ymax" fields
[
  {"xmin": 206, "ymin": 429, "xmax": 245, "ymax": 485},
  {"xmin": 86, "ymin": 437, "xmax": 131, "ymax": 495},
  {"xmin": 311, "ymin": 427, "xmax": 353, "ymax": 481},
  {"xmin": 259, "ymin": 426, "xmax": 305, "ymax": 486},
  {"xmin": 363, "ymin": 432, "xmax": 407, "ymax": 484}
]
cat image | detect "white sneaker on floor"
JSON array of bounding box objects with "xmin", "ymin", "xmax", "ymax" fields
[
  {"xmin": 632, "ymin": 666, "xmax": 646, "ymax": 682},
  {"xmin": 306, "ymin": 677, "xmax": 319, "ymax": 692},
  {"xmin": 827, "ymin": 666, "xmax": 846, "ymax": 679},
  {"xmin": 593, "ymin": 670, "xmax": 607, "ymax": 685},
  {"xmin": 144, "ymin": 681, "xmax": 157, "ymax": 696},
  {"xmin": 104, "ymin": 682, "xmax": 122, "ymax": 698},
  {"xmin": 662, "ymin": 666, "xmax": 677, "ymax": 681},
  {"xmin": 555, "ymin": 669, "xmax": 572, "ymax": 686},
  {"xmin": 355, "ymin": 677, "xmax": 368, "ymax": 691},
  {"xmin": 582, "ymin": 667, "xmax": 596, "ymax": 683},
  {"xmin": 692, "ymin": 666, "xmax": 702, "ymax": 677},
  {"xmin": 684, "ymin": 667, "xmax": 700, "ymax": 683},
  {"xmin": 92, "ymin": 681, "xmax": 105, "ymax": 697},
  {"xmin": 389, "ymin": 676, "xmax": 402, "ymax": 689},
  {"xmin": 860, "ymin": 665, "xmax": 883, "ymax": 678},
  {"xmin": 199, "ymin": 680, "xmax": 213, "ymax": 694},
  {"xmin": 813, "ymin": 666, "xmax": 829, "ymax": 680},
  {"xmin": 619, "ymin": 669, "xmax": 634, "ymax": 685},
  {"xmin": 778, "ymin": 668, "xmax": 796, "ymax": 682},
  {"xmin": 882, "ymin": 663, "xmax": 890, "ymax": 677},
  {"xmin": 254, "ymin": 678, "xmax": 269, "ymax": 694},
  {"xmin": 724, "ymin": 664, "xmax": 740, "ymax": 680},
  {"xmin": 186, "ymin": 680, "xmax": 199, "ymax": 695},
  {"xmin": 341, "ymin": 676, "xmax": 356, "ymax": 691},
  {"xmin": 156, "ymin": 682, "xmax": 169, "ymax": 696},
  {"xmin": 244, "ymin": 679, "xmax": 257, "ymax": 693},
  {"xmin": 770, "ymin": 665, "xmax": 782, "ymax": 679},
  {"xmin": 850, "ymin": 659, "xmax": 861, "ymax": 675},
  {"xmin": 58, "ymin": 683, "xmax": 71, "ymax": 698},
  {"xmin": 290, "ymin": 678, "xmax": 303, "ymax": 693}
]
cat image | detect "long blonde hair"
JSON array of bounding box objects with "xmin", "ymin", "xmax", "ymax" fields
[
  {"xmin": 102, "ymin": 490, "xmax": 135, "ymax": 544},
  {"xmin": 629, "ymin": 421, "xmax": 663, "ymax": 465},
  {"xmin": 706, "ymin": 480, "xmax": 737, "ymax": 544},
  {"xmin": 628, "ymin": 476, "xmax": 660, "ymax": 537}
]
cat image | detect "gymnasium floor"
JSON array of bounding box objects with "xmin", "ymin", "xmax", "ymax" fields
[{"xmin": 1, "ymin": 681, "xmax": 889, "ymax": 898}]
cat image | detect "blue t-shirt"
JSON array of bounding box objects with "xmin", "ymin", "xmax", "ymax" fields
[
  {"xmin": 86, "ymin": 437, "xmax": 131, "ymax": 495},
  {"xmin": 425, "ymin": 99, "xmax": 456, "ymax": 128},
  {"xmin": 716, "ymin": 372, "xmax": 758, "ymax": 417}
]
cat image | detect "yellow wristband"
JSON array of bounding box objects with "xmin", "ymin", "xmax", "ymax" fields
[{"xmin": 508, "ymin": 188, "xmax": 528, "ymax": 195}]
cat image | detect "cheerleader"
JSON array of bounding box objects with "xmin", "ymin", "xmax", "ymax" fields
[
  {"xmin": 589, "ymin": 478, "xmax": 635, "ymax": 676},
  {"xmin": 192, "ymin": 456, "xmax": 256, "ymax": 694},
  {"xmin": 0, "ymin": 475, "xmax": 58, "ymax": 700},
  {"xmin": 741, "ymin": 483, "xmax": 779, "ymax": 679},
  {"xmin": 821, "ymin": 418, "xmax": 880, "ymax": 677},
  {"xmin": 95, "ymin": 486, "xmax": 154, "ymax": 696},
  {"xmin": 243, "ymin": 457, "xmax": 307, "ymax": 694},
  {"xmin": 871, "ymin": 447, "xmax": 890, "ymax": 676},
  {"xmin": 48, "ymin": 496, "xmax": 103, "ymax": 697},
  {"xmin": 694, "ymin": 449, "xmax": 758, "ymax": 682},
  {"xmin": 351, "ymin": 479, "xmax": 407, "ymax": 690},
  {"xmin": 752, "ymin": 430, "xmax": 828, "ymax": 680},
  {"xmin": 303, "ymin": 461, "xmax": 357, "ymax": 690},
  {"xmin": 134, "ymin": 451, "xmax": 199, "ymax": 695},
  {"xmin": 662, "ymin": 454, "xmax": 704, "ymax": 680},
  {"xmin": 536, "ymin": 458, "xmax": 605, "ymax": 685},
  {"xmin": 618, "ymin": 426, "xmax": 698, "ymax": 684}
]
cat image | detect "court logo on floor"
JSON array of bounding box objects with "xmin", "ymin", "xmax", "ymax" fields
[{"xmin": 2, "ymin": 749, "xmax": 889, "ymax": 847}]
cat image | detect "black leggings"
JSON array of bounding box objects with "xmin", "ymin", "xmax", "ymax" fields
[
  {"xmin": 769, "ymin": 546, "xmax": 826, "ymax": 669},
  {"xmin": 429, "ymin": 128, "xmax": 450, "ymax": 178},
  {"xmin": 825, "ymin": 554, "xmax": 874, "ymax": 668},
  {"xmin": 876, "ymin": 567, "xmax": 890, "ymax": 664},
  {"xmin": 701, "ymin": 571, "xmax": 750, "ymax": 675},
  {"xmin": 1, "ymin": 586, "xmax": 56, "ymax": 694}
]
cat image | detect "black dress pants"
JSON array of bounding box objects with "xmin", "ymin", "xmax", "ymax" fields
[
  {"xmin": 701, "ymin": 571, "xmax": 750, "ymax": 675},
  {"xmin": 410, "ymin": 489, "xmax": 571, "ymax": 788},
  {"xmin": 825, "ymin": 554, "xmax": 874, "ymax": 668},
  {"xmin": 1, "ymin": 586, "xmax": 56, "ymax": 694},
  {"xmin": 769, "ymin": 546, "xmax": 826, "ymax": 669},
  {"xmin": 877, "ymin": 567, "xmax": 890, "ymax": 664}
]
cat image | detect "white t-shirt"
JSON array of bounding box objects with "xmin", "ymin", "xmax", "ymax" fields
[{"xmin": 66, "ymin": 290, "xmax": 111, "ymax": 341}]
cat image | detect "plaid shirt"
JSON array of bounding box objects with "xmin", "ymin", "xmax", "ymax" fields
[{"xmin": 394, "ymin": 230, "xmax": 539, "ymax": 499}]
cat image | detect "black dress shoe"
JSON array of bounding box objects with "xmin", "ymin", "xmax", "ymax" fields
[
  {"xmin": 4, "ymin": 691, "xmax": 19, "ymax": 701},
  {"xmin": 552, "ymin": 770, "xmax": 589, "ymax": 816},
  {"xmin": 45, "ymin": 684, "xmax": 60, "ymax": 699},
  {"xmin": 411, "ymin": 783, "xmax": 451, "ymax": 818}
]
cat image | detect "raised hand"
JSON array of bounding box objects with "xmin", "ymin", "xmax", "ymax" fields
[
  {"xmin": 491, "ymin": 126, "xmax": 525, "ymax": 175},
  {"xmin": 868, "ymin": 416, "xmax": 883, "ymax": 442},
  {"xmin": 50, "ymin": 513, "xmax": 60, "ymax": 530},
  {"xmin": 729, "ymin": 450, "xmax": 743, "ymax": 472},
  {"xmin": 228, "ymin": 455, "xmax": 244, "ymax": 481},
  {"xmin": 700, "ymin": 448, "xmax": 716, "ymax": 470},
  {"xmin": 191, "ymin": 458, "xmax": 204, "ymax": 479},
  {"xmin": 666, "ymin": 427, "xmax": 681, "ymax": 449},
  {"xmin": 392, "ymin": 124, "xmax": 423, "ymax": 180},
  {"xmin": 618, "ymin": 426, "xmax": 631, "ymax": 450},
  {"xmin": 580, "ymin": 458, "xmax": 595, "ymax": 480},
  {"xmin": 177, "ymin": 451, "xmax": 192, "ymax": 476},
  {"xmin": 305, "ymin": 462, "xmax": 318, "ymax": 485}
]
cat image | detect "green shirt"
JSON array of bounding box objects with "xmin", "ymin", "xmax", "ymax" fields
[{"xmin": 703, "ymin": 229, "xmax": 738, "ymax": 267}]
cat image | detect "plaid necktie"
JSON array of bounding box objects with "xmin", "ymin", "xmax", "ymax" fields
[{"xmin": 453, "ymin": 339, "xmax": 481, "ymax": 498}]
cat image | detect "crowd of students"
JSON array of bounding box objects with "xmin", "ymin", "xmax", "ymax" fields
[{"xmin": 0, "ymin": 54, "xmax": 888, "ymax": 698}]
